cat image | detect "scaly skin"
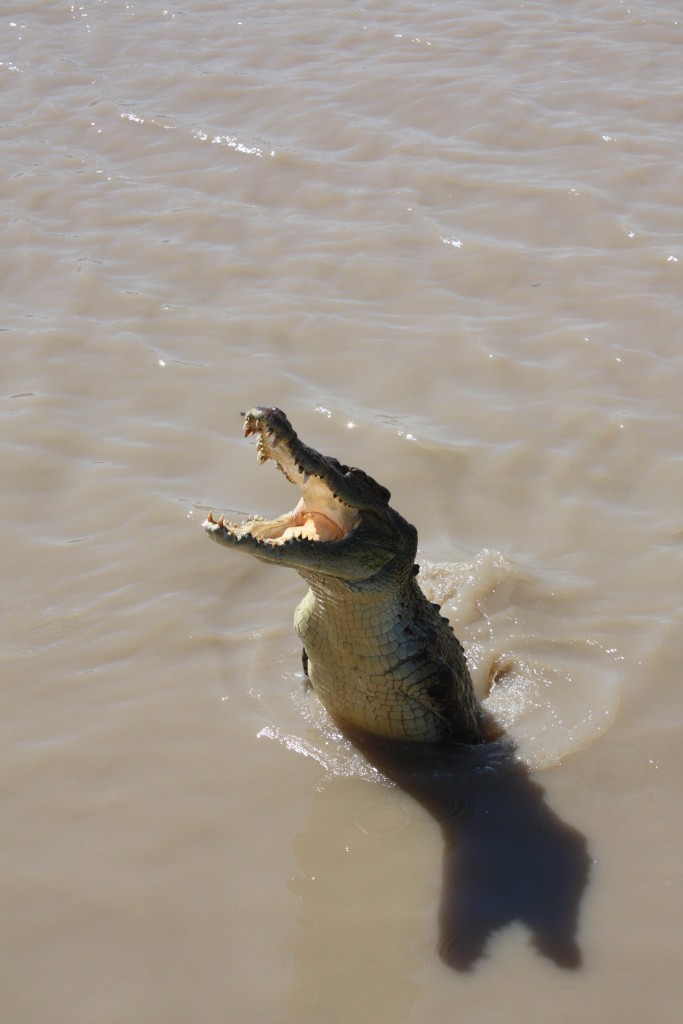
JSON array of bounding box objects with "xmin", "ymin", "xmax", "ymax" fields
[{"xmin": 204, "ymin": 407, "xmax": 482, "ymax": 744}]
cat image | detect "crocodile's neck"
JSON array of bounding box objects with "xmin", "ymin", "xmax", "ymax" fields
[
  {"xmin": 292, "ymin": 566, "xmax": 478, "ymax": 743},
  {"xmin": 295, "ymin": 563, "xmax": 426, "ymax": 640}
]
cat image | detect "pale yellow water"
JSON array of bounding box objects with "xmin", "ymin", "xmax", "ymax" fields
[{"xmin": 2, "ymin": 1, "xmax": 682, "ymax": 1021}]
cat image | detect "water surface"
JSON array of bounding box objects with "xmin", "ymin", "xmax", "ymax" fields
[{"xmin": 2, "ymin": 2, "xmax": 682, "ymax": 1022}]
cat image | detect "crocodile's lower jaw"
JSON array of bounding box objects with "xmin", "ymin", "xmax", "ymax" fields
[{"xmin": 205, "ymin": 505, "xmax": 346, "ymax": 546}]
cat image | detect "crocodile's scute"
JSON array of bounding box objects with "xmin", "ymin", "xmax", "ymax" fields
[{"xmin": 204, "ymin": 407, "xmax": 482, "ymax": 744}]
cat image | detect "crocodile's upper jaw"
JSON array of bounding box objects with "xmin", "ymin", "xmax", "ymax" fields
[{"xmin": 204, "ymin": 407, "xmax": 362, "ymax": 549}]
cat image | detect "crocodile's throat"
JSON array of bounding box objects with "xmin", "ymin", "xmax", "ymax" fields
[{"xmin": 205, "ymin": 410, "xmax": 360, "ymax": 547}]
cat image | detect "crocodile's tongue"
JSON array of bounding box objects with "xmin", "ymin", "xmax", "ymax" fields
[
  {"xmin": 289, "ymin": 497, "xmax": 346, "ymax": 542},
  {"xmin": 232, "ymin": 494, "xmax": 350, "ymax": 546}
]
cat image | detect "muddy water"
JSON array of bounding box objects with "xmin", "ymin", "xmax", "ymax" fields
[{"xmin": 2, "ymin": 1, "xmax": 682, "ymax": 1021}]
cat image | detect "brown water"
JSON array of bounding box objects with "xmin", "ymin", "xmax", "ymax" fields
[{"xmin": 2, "ymin": 1, "xmax": 682, "ymax": 1021}]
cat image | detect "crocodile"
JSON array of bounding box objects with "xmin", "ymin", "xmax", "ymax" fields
[{"xmin": 204, "ymin": 407, "xmax": 482, "ymax": 745}]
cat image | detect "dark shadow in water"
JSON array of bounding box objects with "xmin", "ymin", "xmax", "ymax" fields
[{"xmin": 342, "ymin": 725, "xmax": 591, "ymax": 972}]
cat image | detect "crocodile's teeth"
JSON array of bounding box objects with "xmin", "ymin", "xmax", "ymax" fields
[
  {"xmin": 207, "ymin": 510, "xmax": 215, "ymax": 523},
  {"xmin": 218, "ymin": 514, "xmax": 225, "ymax": 527}
]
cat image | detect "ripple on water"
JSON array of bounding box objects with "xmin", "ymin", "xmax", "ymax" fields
[
  {"xmin": 422, "ymin": 553, "xmax": 622, "ymax": 770},
  {"xmin": 258, "ymin": 682, "xmax": 384, "ymax": 786},
  {"xmin": 480, "ymin": 639, "xmax": 621, "ymax": 770},
  {"xmin": 574, "ymin": 738, "xmax": 658, "ymax": 795},
  {"xmin": 354, "ymin": 789, "xmax": 419, "ymax": 839}
]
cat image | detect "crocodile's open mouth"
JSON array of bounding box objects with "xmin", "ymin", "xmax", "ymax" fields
[{"xmin": 205, "ymin": 412, "xmax": 361, "ymax": 547}]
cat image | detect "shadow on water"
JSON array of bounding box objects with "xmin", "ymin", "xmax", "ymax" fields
[{"xmin": 342, "ymin": 724, "xmax": 591, "ymax": 972}]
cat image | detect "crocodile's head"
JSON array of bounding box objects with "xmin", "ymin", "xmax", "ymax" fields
[{"xmin": 204, "ymin": 407, "xmax": 417, "ymax": 583}]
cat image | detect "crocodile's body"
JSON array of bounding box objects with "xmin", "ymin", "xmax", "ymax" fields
[{"xmin": 204, "ymin": 407, "xmax": 481, "ymax": 744}]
